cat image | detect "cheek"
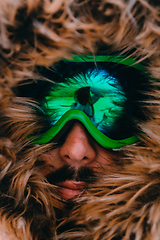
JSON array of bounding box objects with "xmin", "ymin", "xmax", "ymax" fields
[
  {"xmin": 92, "ymin": 145, "xmax": 117, "ymax": 170},
  {"xmin": 38, "ymin": 148, "xmax": 63, "ymax": 175},
  {"xmin": 39, "ymin": 164, "xmax": 53, "ymax": 176}
]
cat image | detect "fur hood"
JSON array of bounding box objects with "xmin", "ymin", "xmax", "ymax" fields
[{"xmin": 0, "ymin": 0, "xmax": 160, "ymax": 239}]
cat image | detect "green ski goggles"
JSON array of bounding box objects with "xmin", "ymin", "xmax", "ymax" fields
[{"xmin": 32, "ymin": 55, "xmax": 146, "ymax": 149}]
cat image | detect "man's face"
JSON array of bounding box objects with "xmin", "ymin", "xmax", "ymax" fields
[
  {"xmin": 40, "ymin": 121, "xmax": 115, "ymax": 200},
  {"xmin": 31, "ymin": 57, "xmax": 148, "ymax": 200}
]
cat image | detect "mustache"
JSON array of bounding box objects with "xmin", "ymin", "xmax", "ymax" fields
[{"xmin": 46, "ymin": 164, "xmax": 96, "ymax": 185}]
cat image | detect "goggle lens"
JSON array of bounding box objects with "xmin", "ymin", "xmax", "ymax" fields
[{"xmin": 31, "ymin": 55, "xmax": 147, "ymax": 148}]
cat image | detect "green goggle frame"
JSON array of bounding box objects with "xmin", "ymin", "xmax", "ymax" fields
[
  {"xmin": 31, "ymin": 55, "xmax": 145, "ymax": 148},
  {"xmin": 33, "ymin": 110, "xmax": 138, "ymax": 148}
]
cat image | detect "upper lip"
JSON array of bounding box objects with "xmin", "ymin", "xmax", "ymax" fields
[{"xmin": 57, "ymin": 180, "xmax": 86, "ymax": 190}]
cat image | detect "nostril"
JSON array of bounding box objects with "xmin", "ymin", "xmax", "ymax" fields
[{"xmin": 59, "ymin": 122, "xmax": 97, "ymax": 164}]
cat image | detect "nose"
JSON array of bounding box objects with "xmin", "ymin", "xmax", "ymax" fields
[{"xmin": 59, "ymin": 122, "xmax": 96, "ymax": 167}]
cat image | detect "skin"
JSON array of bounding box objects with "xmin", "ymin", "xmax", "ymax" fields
[{"xmin": 40, "ymin": 121, "xmax": 115, "ymax": 200}]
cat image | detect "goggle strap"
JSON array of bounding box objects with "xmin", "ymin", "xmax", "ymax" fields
[{"xmin": 64, "ymin": 55, "xmax": 145, "ymax": 72}]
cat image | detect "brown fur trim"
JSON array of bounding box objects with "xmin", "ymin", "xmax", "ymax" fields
[
  {"xmin": 67, "ymin": 162, "xmax": 160, "ymax": 239},
  {"xmin": 0, "ymin": 0, "xmax": 160, "ymax": 239}
]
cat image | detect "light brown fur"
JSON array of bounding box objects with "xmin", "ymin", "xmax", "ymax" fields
[{"xmin": 0, "ymin": 0, "xmax": 160, "ymax": 239}]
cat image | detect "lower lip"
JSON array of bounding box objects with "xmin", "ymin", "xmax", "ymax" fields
[
  {"xmin": 58, "ymin": 188, "xmax": 83, "ymax": 199},
  {"xmin": 57, "ymin": 181, "xmax": 85, "ymax": 200}
]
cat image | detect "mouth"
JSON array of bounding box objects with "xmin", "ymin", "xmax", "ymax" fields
[{"xmin": 56, "ymin": 180, "xmax": 86, "ymax": 199}]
